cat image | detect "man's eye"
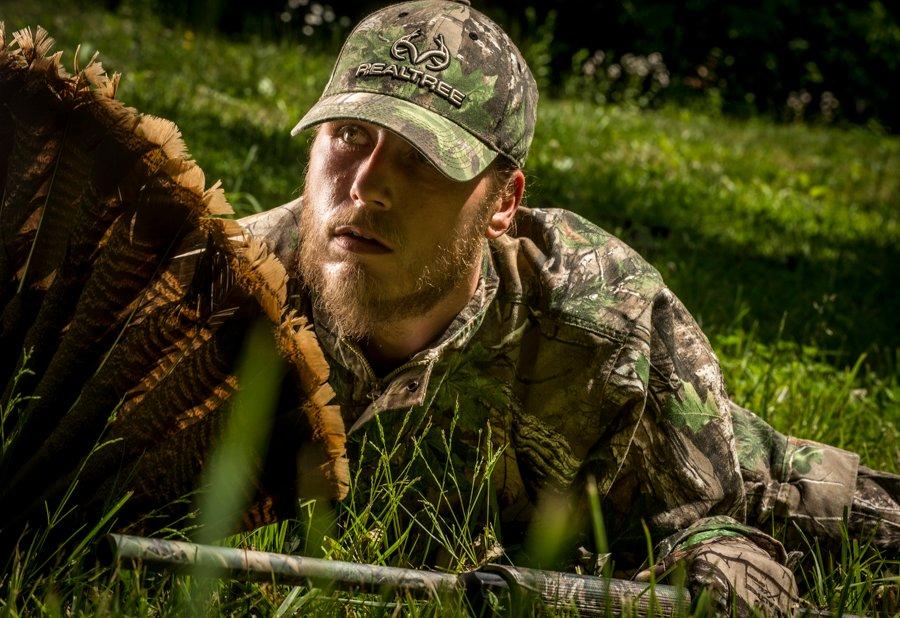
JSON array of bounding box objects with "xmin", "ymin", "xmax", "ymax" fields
[{"xmin": 338, "ymin": 125, "xmax": 367, "ymax": 146}]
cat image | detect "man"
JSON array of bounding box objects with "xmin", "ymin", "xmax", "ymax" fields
[{"xmin": 239, "ymin": 0, "xmax": 899, "ymax": 613}]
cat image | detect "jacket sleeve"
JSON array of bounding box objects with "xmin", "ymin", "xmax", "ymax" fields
[
  {"xmin": 609, "ymin": 286, "xmax": 801, "ymax": 613},
  {"xmin": 645, "ymin": 516, "xmax": 800, "ymax": 614},
  {"xmin": 614, "ymin": 286, "xmax": 748, "ymax": 536}
]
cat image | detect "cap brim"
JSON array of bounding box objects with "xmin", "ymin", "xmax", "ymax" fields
[{"xmin": 291, "ymin": 92, "xmax": 497, "ymax": 182}]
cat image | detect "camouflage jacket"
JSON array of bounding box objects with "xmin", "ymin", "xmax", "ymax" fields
[{"xmin": 239, "ymin": 199, "xmax": 894, "ymax": 594}]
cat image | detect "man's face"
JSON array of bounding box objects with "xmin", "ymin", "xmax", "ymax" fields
[{"xmin": 298, "ymin": 120, "xmax": 498, "ymax": 341}]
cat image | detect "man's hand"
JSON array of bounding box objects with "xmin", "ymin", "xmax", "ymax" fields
[{"xmin": 637, "ymin": 536, "xmax": 801, "ymax": 616}]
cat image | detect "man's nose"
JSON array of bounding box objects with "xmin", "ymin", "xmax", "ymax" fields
[{"xmin": 349, "ymin": 136, "xmax": 394, "ymax": 210}]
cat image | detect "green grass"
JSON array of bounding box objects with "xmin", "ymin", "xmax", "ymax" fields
[
  {"xmin": 5, "ymin": 0, "xmax": 898, "ymax": 361},
  {"xmin": 1, "ymin": 354, "xmax": 895, "ymax": 615},
  {"xmin": 532, "ymin": 103, "xmax": 899, "ymax": 361},
  {"xmin": 4, "ymin": 0, "xmax": 898, "ymax": 357},
  {"xmin": 1, "ymin": 0, "xmax": 898, "ymax": 615}
]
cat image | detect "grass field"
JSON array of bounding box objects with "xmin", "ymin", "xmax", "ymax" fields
[{"xmin": 1, "ymin": 0, "xmax": 898, "ymax": 615}]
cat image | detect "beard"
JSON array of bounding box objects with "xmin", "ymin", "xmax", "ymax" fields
[{"xmin": 297, "ymin": 185, "xmax": 491, "ymax": 342}]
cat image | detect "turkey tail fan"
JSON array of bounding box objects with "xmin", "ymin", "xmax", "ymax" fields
[
  {"xmin": 222, "ymin": 235, "xmax": 350, "ymax": 500},
  {"xmin": 97, "ymin": 240, "xmax": 350, "ymax": 533},
  {"xmin": 0, "ymin": 84, "xmax": 221, "ymax": 472},
  {"xmin": 0, "ymin": 27, "xmax": 348, "ymax": 551},
  {"xmin": 0, "ymin": 25, "xmax": 190, "ymax": 412},
  {"xmin": 5, "ymin": 314, "xmax": 247, "ymax": 531},
  {"xmin": 0, "ymin": 26, "xmax": 70, "ymax": 382},
  {"xmin": 1, "ymin": 303, "xmax": 212, "ymax": 509},
  {"xmin": 276, "ymin": 312, "xmax": 350, "ymax": 499}
]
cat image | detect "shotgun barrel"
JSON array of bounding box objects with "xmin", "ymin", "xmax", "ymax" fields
[{"xmin": 102, "ymin": 533, "xmax": 690, "ymax": 616}]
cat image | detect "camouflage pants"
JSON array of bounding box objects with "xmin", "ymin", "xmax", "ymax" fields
[{"xmin": 732, "ymin": 404, "xmax": 899, "ymax": 552}]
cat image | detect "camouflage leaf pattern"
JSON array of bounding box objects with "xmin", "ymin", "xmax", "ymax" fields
[
  {"xmin": 241, "ymin": 199, "xmax": 899, "ymax": 596},
  {"xmin": 292, "ymin": 0, "xmax": 538, "ymax": 180}
]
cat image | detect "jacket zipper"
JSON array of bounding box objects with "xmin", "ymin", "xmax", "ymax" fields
[{"xmin": 342, "ymin": 338, "xmax": 431, "ymax": 397}]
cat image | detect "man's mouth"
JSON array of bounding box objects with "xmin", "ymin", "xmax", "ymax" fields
[{"xmin": 331, "ymin": 225, "xmax": 393, "ymax": 254}]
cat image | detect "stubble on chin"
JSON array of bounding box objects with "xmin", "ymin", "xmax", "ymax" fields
[{"xmin": 296, "ymin": 186, "xmax": 490, "ymax": 342}]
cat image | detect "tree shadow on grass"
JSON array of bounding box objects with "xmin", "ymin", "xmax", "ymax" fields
[{"xmin": 592, "ymin": 217, "xmax": 899, "ymax": 369}]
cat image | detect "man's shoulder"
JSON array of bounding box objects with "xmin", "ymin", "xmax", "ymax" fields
[
  {"xmin": 494, "ymin": 206, "xmax": 665, "ymax": 336},
  {"xmin": 236, "ymin": 197, "xmax": 303, "ymax": 264}
]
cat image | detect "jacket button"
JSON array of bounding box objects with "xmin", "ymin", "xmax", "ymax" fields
[{"xmin": 406, "ymin": 380, "xmax": 420, "ymax": 393}]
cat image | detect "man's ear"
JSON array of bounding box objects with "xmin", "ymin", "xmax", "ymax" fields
[{"xmin": 485, "ymin": 169, "xmax": 525, "ymax": 240}]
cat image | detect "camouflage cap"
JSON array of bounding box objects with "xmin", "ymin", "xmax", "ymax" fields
[{"xmin": 291, "ymin": 0, "xmax": 538, "ymax": 182}]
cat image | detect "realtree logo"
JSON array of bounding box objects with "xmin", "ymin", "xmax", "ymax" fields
[
  {"xmin": 353, "ymin": 29, "xmax": 467, "ymax": 108},
  {"xmin": 390, "ymin": 30, "xmax": 450, "ymax": 71}
]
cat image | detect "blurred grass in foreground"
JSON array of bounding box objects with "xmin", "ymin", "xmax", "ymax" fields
[
  {"xmin": 1, "ymin": 345, "xmax": 895, "ymax": 615},
  {"xmin": 0, "ymin": 0, "xmax": 897, "ymax": 615}
]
